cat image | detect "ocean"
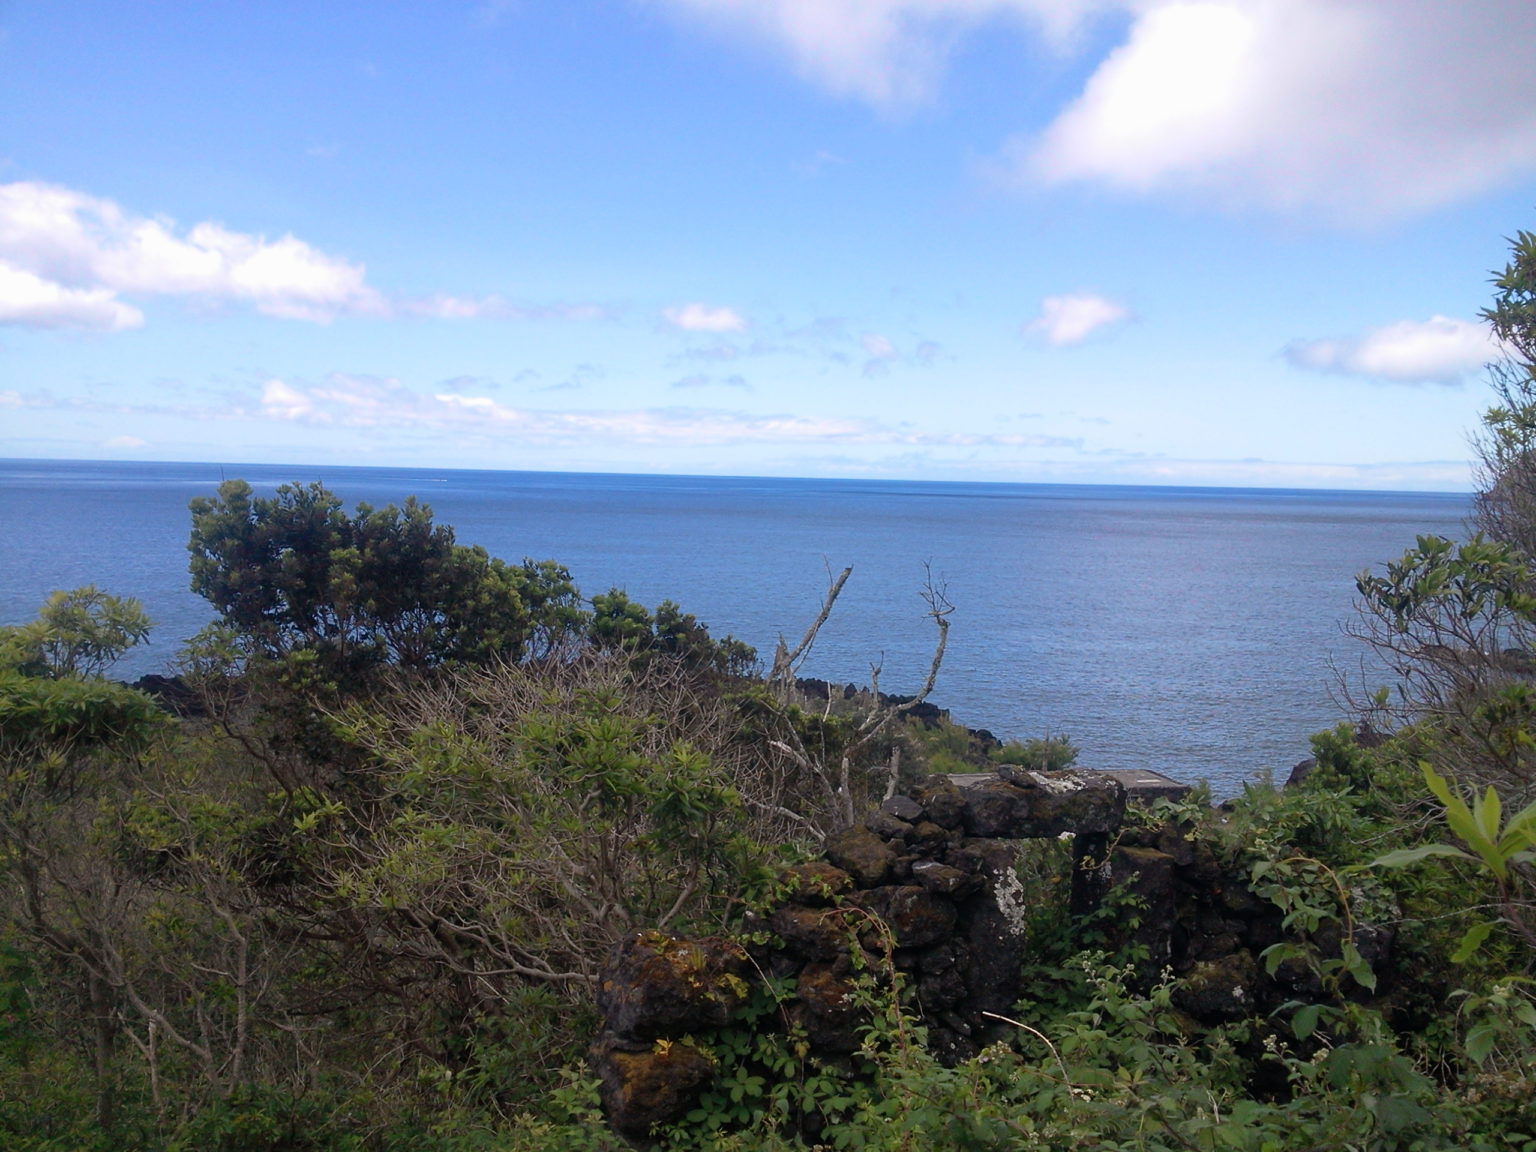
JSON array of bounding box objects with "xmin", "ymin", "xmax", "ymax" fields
[{"xmin": 0, "ymin": 458, "xmax": 1469, "ymax": 795}]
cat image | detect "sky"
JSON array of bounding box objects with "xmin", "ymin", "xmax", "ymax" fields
[{"xmin": 4, "ymin": 0, "xmax": 1536, "ymax": 491}]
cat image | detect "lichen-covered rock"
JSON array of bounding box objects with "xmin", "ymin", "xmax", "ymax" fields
[
  {"xmin": 907, "ymin": 819, "xmax": 956, "ymax": 854},
  {"xmin": 771, "ymin": 904, "xmax": 856, "ymax": 961},
  {"xmin": 910, "ymin": 859, "xmax": 975, "ymax": 897},
  {"xmin": 825, "ymin": 824, "xmax": 897, "ymax": 886},
  {"xmin": 959, "ymin": 780, "xmax": 1035, "ymax": 838},
  {"xmin": 775, "ymin": 862, "xmax": 854, "ymax": 907},
  {"xmin": 881, "ymin": 795, "xmax": 925, "ymax": 823},
  {"xmin": 966, "ymin": 770, "xmax": 1126, "ymax": 837},
  {"xmin": 956, "ymin": 839, "xmax": 1032, "ymax": 1023},
  {"xmin": 866, "ymin": 810, "xmax": 915, "ymax": 841},
  {"xmin": 911, "ymin": 778, "xmax": 967, "ymax": 829},
  {"xmin": 1108, "ymin": 845, "xmax": 1177, "ymax": 977},
  {"xmin": 592, "ymin": 1035, "xmax": 716, "ymax": 1134},
  {"xmin": 792, "ymin": 961, "xmax": 864, "ymax": 1052},
  {"xmin": 854, "ymin": 885, "xmax": 957, "ymax": 949},
  {"xmin": 1173, "ymin": 949, "xmax": 1262, "ymax": 1021},
  {"xmin": 596, "ymin": 932, "xmax": 749, "ymax": 1041}
]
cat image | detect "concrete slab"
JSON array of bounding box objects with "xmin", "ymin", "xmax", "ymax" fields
[{"xmin": 944, "ymin": 767, "xmax": 1191, "ymax": 802}]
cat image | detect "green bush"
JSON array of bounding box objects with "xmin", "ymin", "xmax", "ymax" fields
[{"xmin": 988, "ymin": 734, "xmax": 1079, "ymax": 772}]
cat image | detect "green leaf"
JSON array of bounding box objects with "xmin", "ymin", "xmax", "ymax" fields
[
  {"xmin": 1343, "ymin": 941, "xmax": 1377, "ymax": 992},
  {"xmin": 1478, "ymin": 785, "xmax": 1503, "ymax": 843},
  {"xmin": 1450, "ymin": 922, "xmax": 1497, "ymax": 964},
  {"xmin": 1498, "ymin": 799, "xmax": 1536, "ymax": 853},
  {"xmin": 1371, "ymin": 844, "xmax": 1473, "ymax": 868},
  {"xmin": 1465, "ymin": 1022, "xmax": 1497, "ymax": 1065},
  {"xmin": 1291, "ymin": 1003, "xmax": 1322, "ymax": 1040}
]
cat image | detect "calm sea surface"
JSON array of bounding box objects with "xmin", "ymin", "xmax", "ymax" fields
[{"xmin": 0, "ymin": 458, "xmax": 1470, "ymax": 795}]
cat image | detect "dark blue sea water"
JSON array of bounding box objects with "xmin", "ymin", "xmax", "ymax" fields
[{"xmin": 0, "ymin": 458, "xmax": 1470, "ymax": 795}]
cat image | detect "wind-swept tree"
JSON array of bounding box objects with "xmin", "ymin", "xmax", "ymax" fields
[
  {"xmin": 187, "ymin": 480, "xmax": 582, "ymax": 678},
  {"xmin": 1356, "ymin": 231, "xmax": 1536, "ymax": 797}
]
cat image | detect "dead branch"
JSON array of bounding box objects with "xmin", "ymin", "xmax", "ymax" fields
[{"xmin": 771, "ymin": 565, "xmax": 853, "ymax": 694}]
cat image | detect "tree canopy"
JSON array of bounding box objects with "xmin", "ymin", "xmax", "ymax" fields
[{"xmin": 187, "ymin": 479, "xmax": 582, "ymax": 676}]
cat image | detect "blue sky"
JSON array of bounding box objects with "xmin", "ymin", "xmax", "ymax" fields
[{"xmin": 4, "ymin": 0, "xmax": 1535, "ymax": 490}]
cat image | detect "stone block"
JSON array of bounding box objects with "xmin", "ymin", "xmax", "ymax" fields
[
  {"xmin": 824, "ymin": 824, "xmax": 897, "ymax": 887},
  {"xmin": 596, "ymin": 932, "xmax": 749, "ymax": 1042},
  {"xmin": 774, "ymin": 862, "xmax": 853, "ymax": 907},
  {"xmin": 853, "ymin": 885, "xmax": 957, "ymax": 949},
  {"xmin": 592, "ymin": 1035, "xmax": 716, "ymax": 1134}
]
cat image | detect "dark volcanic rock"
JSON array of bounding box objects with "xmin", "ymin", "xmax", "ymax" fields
[
  {"xmin": 910, "ymin": 859, "xmax": 976, "ymax": 897},
  {"xmin": 962, "ymin": 770, "xmax": 1126, "ymax": 838},
  {"xmin": 771, "ymin": 904, "xmax": 856, "ymax": 961},
  {"xmin": 957, "ymin": 839, "xmax": 1032, "ymax": 1023},
  {"xmin": 1109, "ymin": 845, "xmax": 1177, "ymax": 978},
  {"xmin": 866, "ymin": 810, "xmax": 915, "ymax": 841},
  {"xmin": 792, "ymin": 962, "xmax": 864, "ymax": 1052},
  {"xmin": 960, "ymin": 780, "xmax": 1035, "ymax": 838},
  {"xmin": 775, "ymin": 862, "xmax": 854, "ymax": 907},
  {"xmin": 1173, "ymin": 950, "xmax": 1262, "ymax": 1021},
  {"xmin": 854, "ymin": 885, "xmax": 957, "ymax": 949},
  {"xmin": 129, "ymin": 674, "xmax": 208, "ymax": 717},
  {"xmin": 592, "ymin": 1035, "xmax": 716, "ymax": 1134},
  {"xmin": 881, "ymin": 795, "xmax": 925, "ymax": 823},
  {"xmin": 596, "ymin": 932, "xmax": 750, "ymax": 1041},
  {"xmin": 825, "ymin": 825, "xmax": 897, "ymax": 887},
  {"xmin": 590, "ymin": 759, "xmax": 1398, "ymax": 1137},
  {"xmin": 912, "ymin": 778, "xmax": 967, "ymax": 829}
]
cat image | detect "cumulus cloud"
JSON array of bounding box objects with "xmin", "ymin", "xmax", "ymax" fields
[
  {"xmin": 0, "ymin": 181, "xmax": 387, "ymax": 327},
  {"xmin": 663, "ymin": 302, "xmax": 748, "ymax": 332},
  {"xmin": 1026, "ymin": 293, "xmax": 1128, "ymax": 345},
  {"xmin": 1285, "ymin": 315, "xmax": 1502, "ymax": 385},
  {"xmin": 260, "ymin": 378, "xmax": 320, "ymax": 421},
  {"xmin": 660, "ymin": 1, "xmax": 1536, "ymax": 221},
  {"xmin": 0, "ymin": 260, "xmax": 143, "ymax": 331},
  {"xmin": 0, "ymin": 181, "xmax": 601, "ymax": 330},
  {"xmin": 1019, "ymin": 0, "xmax": 1536, "ymax": 221}
]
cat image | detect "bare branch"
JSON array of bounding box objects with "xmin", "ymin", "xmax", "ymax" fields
[{"xmin": 771, "ymin": 565, "xmax": 853, "ymax": 692}]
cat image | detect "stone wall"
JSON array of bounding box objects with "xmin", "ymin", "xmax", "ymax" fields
[{"xmin": 589, "ymin": 767, "xmax": 1391, "ymax": 1134}]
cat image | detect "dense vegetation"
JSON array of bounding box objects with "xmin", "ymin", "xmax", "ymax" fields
[{"xmin": 1, "ymin": 236, "xmax": 1534, "ymax": 1149}]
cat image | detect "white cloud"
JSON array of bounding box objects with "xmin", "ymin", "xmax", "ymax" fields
[
  {"xmin": 101, "ymin": 435, "xmax": 148, "ymax": 451},
  {"xmin": 0, "ymin": 181, "xmax": 609, "ymax": 330},
  {"xmin": 1285, "ymin": 315, "xmax": 1501, "ymax": 385},
  {"xmin": 654, "ymin": 0, "xmax": 1092, "ymax": 107},
  {"xmin": 660, "ymin": 1, "xmax": 1536, "ymax": 221},
  {"xmin": 0, "ymin": 259, "xmax": 143, "ymax": 331},
  {"xmin": 260, "ymin": 378, "xmax": 320, "ymax": 421},
  {"xmin": 400, "ymin": 293, "xmax": 505, "ymax": 320},
  {"xmin": 663, "ymin": 302, "xmax": 748, "ymax": 332},
  {"xmin": 247, "ymin": 374, "xmax": 1077, "ymax": 449},
  {"xmin": 1019, "ymin": 0, "xmax": 1536, "ymax": 221},
  {"xmin": 1026, "ymin": 292, "xmax": 1128, "ymax": 345},
  {"xmin": 402, "ymin": 295, "xmax": 607, "ymax": 321},
  {"xmin": 0, "ymin": 181, "xmax": 387, "ymax": 325}
]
